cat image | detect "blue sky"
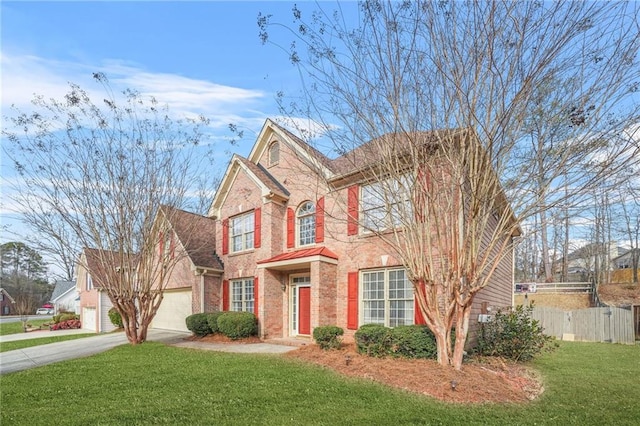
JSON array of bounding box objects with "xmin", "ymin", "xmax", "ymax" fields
[{"xmin": 1, "ymin": 1, "xmax": 353, "ymax": 249}]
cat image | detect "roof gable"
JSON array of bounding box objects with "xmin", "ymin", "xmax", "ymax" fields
[
  {"xmin": 208, "ymin": 153, "xmax": 290, "ymax": 219},
  {"xmin": 159, "ymin": 205, "xmax": 223, "ymax": 272}
]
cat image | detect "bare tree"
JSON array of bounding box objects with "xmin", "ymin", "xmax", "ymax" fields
[
  {"xmin": 259, "ymin": 1, "xmax": 640, "ymax": 368},
  {"xmin": 2, "ymin": 74, "xmax": 215, "ymax": 344}
]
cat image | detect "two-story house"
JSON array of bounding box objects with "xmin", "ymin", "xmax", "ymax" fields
[{"xmin": 208, "ymin": 119, "xmax": 516, "ymax": 342}]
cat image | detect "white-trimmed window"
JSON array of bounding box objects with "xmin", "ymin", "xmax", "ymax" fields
[
  {"xmin": 269, "ymin": 141, "xmax": 279, "ymax": 166},
  {"xmin": 231, "ymin": 278, "xmax": 254, "ymax": 312},
  {"xmin": 230, "ymin": 212, "xmax": 254, "ymax": 253},
  {"xmin": 86, "ymin": 274, "xmax": 93, "ymax": 291},
  {"xmin": 362, "ymin": 268, "xmax": 414, "ymax": 327},
  {"xmin": 297, "ymin": 201, "xmax": 316, "ymax": 246},
  {"xmin": 361, "ymin": 174, "xmax": 412, "ymax": 232}
]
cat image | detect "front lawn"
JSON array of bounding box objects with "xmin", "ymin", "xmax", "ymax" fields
[
  {"xmin": 1, "ymin": 341, "xmax": 638, "ymax": 425},
  {"xmin": 0, "ymin": 334, "xmax": 95, "ymax": 352},
  {"xmin": 0, "ymin": 319, "xmax": 50, "ymax": 336}
]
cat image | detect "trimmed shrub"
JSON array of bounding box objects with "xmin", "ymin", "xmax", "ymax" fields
[
  {"xmin": 185, "ymin": 313, "xmax": 212, "ymax": 337},
  {"xmin": 50, "ymin": 319, "xmax": 81, "ymax": 330},
  {"xmin": 313, "ymin": 325, "xmax": 344, "ymax": 350},
  {"xmin": 390, "ymin": 325, "xmax": 438, "ymax": 359},
  {"xmin": 217, "ymin": 312, "xmax": 258, "ymax": 339},
  {"xmin": 108, "ymin": 307, "xmax": 123, "ymax": 328},
  {"xmin": 53, "ymin": 313, "xmax": 79, "ymax": 324},
  {"xmin": 475, "ymin": 304, "xmax": 556, "ymax": 362},
  {"xmin": 355, "ymin": 324, "xmax": 392, "ymax": 357},
  {"xmin": 207, "ymin": 311, "xmax": 224, "ymax": 334}
]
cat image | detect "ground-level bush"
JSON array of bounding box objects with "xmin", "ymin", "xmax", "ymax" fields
[
  {"xmin": 207, "ymin": 311, "xmax": 224, "ymax": 334},
  {"xmin": 50, "ymin": 319, "xmax": 81, "ymax": 330},
  {"xmin": 185, "ymin": 313, "xmax": 212, "ymax": 337},
  {"xmin": 355, "ymin": 324, "xmax": 392, "ymax": 357},
  {"xmin": 108, "ymin": 308, "xmax": 123, "ymax": 328},
  {"xmin": 217, "ymin": 312, "xmax": 258, "ymax": 339},
  {"xmin": 53, "ymin": 313, "xmax": 79, "ymax": 324},
  {"xmin": 390, "ymin": 325, "xmax": 439, "ymax": 359},
  {"xmin": 313, "ymin": 325, "xmax": 344, "ymax": 350},
  {"xmin": 475, "ymin": 304, "xmax": 556, "ymax": 362}
]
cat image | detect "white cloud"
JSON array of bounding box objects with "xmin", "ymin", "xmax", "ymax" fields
[{"xmin": 1, "ymin": 52, "xmax": 266, "ymax": 131}]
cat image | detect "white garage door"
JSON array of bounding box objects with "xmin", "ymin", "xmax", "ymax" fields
[
  {"xmin": 152, "ymin": 290, "xmax": 192, "ymax": 332},
  {"xmin": 82, "ymin": 307, "xmax": 96, "ymax": 332}
]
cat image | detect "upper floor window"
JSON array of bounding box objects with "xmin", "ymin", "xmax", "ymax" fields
[
  {"xmin": 268, "ymin": 141, "xmax": 279, "ymax": 166},
  {"xmin": 86, "ymin": 274, "xmax": 93, "ymax": 291},
  {"xmin": 231, "ymin": 211, "xmax": 255, "ymax": 253},
  {"xmin": 362, "ymin": 268, "xmax": 413, "ymax": 327},
  {"xmin": 231, "ymin": 278, "xmax": 254, "ymax": 312},
  {"xmin": 297, "ymin": 201, "xmax": 316, "ymax": 246},
  {"xmin": 361, "ymin": 174, "xmax": 412, "ymax": 232}
]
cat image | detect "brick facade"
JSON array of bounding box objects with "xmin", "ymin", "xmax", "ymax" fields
[{"xmin": 209, "ymin": 120, "xmax": 517, "ymax": 343}]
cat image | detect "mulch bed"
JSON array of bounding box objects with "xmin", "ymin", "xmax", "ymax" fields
[
  {"xmin": 184, "ymin": 335, "xmax": 543, "ymax": 404},
  {"xmin": 284, "ymin": 344, "xmax": 543, "ymax": 404}
]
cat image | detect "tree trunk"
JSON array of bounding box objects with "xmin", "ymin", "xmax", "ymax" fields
[
  {"xmin": 433, "ymin": 325, "xmax": 452, "ymax": 367},
  {"xmin": 452, "ymin": 303, "xmax": 472, "ymax": 370}
]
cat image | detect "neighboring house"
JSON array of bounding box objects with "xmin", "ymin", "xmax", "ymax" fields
[
  {"xmin": 150, "ymin": 206, "xmax": 223, "ymax": 332},
  {"xmin": 207, "ymin": 119, "xmax": 517, "ymax": 342},
  {"xmin": 50, "ymin": 280, "xmax": 77, "ymax": 314},
  {"xmin": 612, "ymin": 248, "xmax": 640, "ymax": 270},
  {"xmin": 0, "ymin": 288, "xmax": 16, "ymax": 316},
  {"xmin": 561, "ymin": 242, "xmax": 628, "ymax": 275},
  {"xmin": 76, "ymin": 248, "xmax": 118, "ymax": 333}
]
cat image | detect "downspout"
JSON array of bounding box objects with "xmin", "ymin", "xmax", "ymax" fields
[
  {"xmin": 201, "ymin": 272, "xmax": 205, "ymax": 313},
  {"xmin": 97, "ymin": 290, "xmax": 102, "ymax": 333}
]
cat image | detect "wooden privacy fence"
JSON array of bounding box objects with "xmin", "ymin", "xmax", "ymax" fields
[{"xmin": 531, "ymin": 306, "xmax": 635, "ymax": 344}]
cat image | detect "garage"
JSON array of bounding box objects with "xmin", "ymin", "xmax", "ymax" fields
[
  {"xmin": 82, "ymin": 307, "xmax": 96, "ymax": 332},
  {"xmin": 151, "ymin": 289, "xmax": 192, "ymax": 332}
]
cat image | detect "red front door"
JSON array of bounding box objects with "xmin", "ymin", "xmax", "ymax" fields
[{"xmin": 298, "ymin": 286, "xmax": 311, "ymax": 335}]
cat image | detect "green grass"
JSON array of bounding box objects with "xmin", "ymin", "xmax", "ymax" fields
[
  {"xmin": 1, "ymin": 341, "xmax": 638, "ymax": 425},
  {"xmin": 0, "ymin": 334, "xmax": 95, "ymax": 352},
  {"xmin": 0, "ymin": 319, "xmax": 50, "ymax": 336}
]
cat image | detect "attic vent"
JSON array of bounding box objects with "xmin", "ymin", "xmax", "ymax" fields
[{"xmin": 269, "ymin": 141, "xmax": 279, "ymax": 166}]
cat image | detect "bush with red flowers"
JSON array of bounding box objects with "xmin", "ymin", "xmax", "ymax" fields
[{"xmin": 50, "ymin": 319, "xmax": 82, "ymax": 330}]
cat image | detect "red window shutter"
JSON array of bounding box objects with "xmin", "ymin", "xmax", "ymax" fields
[
  {"xmin": 286, "ymin": 207, "xmax": 295, "ymax": 248},
  {"xmin": 315, "ymin": 197, "xmax": 325, "ymax": 243},
  {"xmin": 347, "ymin": 272, "xmax": 359, "ymax": 330},
  {"xmin": 158, "ymin": 232, "xmax": 164, "ymax": 256},
  {"xmin": 222, "ymin": 280, "xmax": 229, "ymax": 311},
  {"xmin": 347, "ymin": 185, "xmax": 359, "ymax": 236},
  {"xmin": 253, "ymin": 277, "xmax": 259, "ymax": 317},
  {"xmin": 414, "ymin": 280, "xmax": 426, "ymax": 325},
  {"xmin": 414, "ymin": 301, "xmax": 426, "ymax": 325},
  {"xmin": 222, "ymin": 219, "xmax": 229, "ymax": 255},
  {"xmin": 254, "ymin": 208, "xmax": 262, "ymax": 248}
]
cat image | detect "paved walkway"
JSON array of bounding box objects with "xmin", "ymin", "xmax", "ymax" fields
[{"xmin": 0, "ymin": 329, "xmax": 297, "ymax": 375}]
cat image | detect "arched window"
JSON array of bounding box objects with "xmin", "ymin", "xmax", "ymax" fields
[
  {"xmin": 268, "ymin": 141, "xmax": 279, "ymax": 166},
  {"xmin": 297, "ymin": 201, "xmax": 316, "ymax": 246}
]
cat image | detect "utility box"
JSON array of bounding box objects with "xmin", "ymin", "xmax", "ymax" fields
[{"xmin": 478, "ymin": 314, "xmax": 492, "ymax": 323}]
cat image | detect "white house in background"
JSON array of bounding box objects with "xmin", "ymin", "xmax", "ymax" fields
[{"xmin": 51, "ymin": 280, "xmax": 77, "ymax": 314}]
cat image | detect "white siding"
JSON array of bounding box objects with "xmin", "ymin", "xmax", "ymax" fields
[{"xmin": 99, "ymin": 292, "xmax": 116, "ymax": 333}]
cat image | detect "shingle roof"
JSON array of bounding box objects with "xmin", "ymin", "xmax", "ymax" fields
[
  {"xmin": 160, "ymin": 205, "xmax": 223, "ymax": 271},
  {"xmin": 269, "ymin": 121, "xmax": 337, "ymax": 174},
  {"xmin": 82, "ymin": 248, "xmax": 125, "ymax": 289},
  {"xmin": 51, "ymin": 281, "xmax": 75, "ymax": 300},
  {"xmin": 235, "ymin": 155, "xmax": 290, "ymax": 199}
]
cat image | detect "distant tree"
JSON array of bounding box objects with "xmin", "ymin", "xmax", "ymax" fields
[
  {"xmin": 0, "ymin": 241, "xmax": 51, "ymax": 308},
  {"xmin": 3, "ymin": 74, "xmax": 215, "ymax": 344},
  {"xmin": 259, "ymin": 1, "xmax": 640, "ymax": 369}
]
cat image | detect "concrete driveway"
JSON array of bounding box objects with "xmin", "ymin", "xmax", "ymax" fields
[
  {"xmin": 0, "ymin": 329, "xmax": 297, "ymax": 375},
  {"xmin": 0, "ymin": 329, "xmax": 189, "ymax": 375}
]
